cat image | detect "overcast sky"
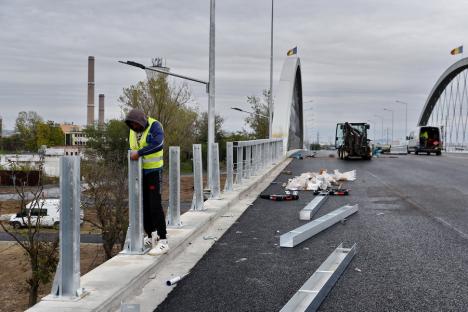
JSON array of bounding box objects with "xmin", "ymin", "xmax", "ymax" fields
[{"xmin": 1, "ymin": 0, "xmax": 467, "ymax": 143}]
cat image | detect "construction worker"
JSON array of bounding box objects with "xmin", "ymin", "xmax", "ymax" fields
[
  {"xmin": 125, "ymin": 109, "xmax": 169, "ymax": 255},
  {"xmin": 420, "ymin": 129, "xmax": 429, "ymax": 148}
]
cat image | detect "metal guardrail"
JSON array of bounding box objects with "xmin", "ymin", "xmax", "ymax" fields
[
  {"xmin": 48, "ymin": 138, "xmax": 285, "ymax": 301},
  {"xmin": 230, "ymin": 138, "xmax": 283, "ymax": 186}
]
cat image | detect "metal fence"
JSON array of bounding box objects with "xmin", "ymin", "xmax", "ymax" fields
[
  {"xmin": 230, "ymin": 138, "xmax": 283, "ymax": 186},
  {"xmin": 50, "ymin": 138, "xmax": 284, "ymax": 300}
]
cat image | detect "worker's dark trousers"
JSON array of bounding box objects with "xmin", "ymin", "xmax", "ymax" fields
[{"xmin": 143, "ymin": 170, "xmax": 167, "ymax": 239}]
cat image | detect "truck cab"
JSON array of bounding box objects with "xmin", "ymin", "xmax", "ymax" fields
[{"xmin": 407, "ymin": 126, "xmax": 442, "ymax": 155}]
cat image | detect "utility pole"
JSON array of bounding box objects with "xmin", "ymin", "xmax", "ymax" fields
[
  {"xmin": 268, "ymin": 0, "xmax": 274, "ymax": 139},
  {"xmin": 208, "ymin": 0, "xmax": 216, "ymax": 188}
]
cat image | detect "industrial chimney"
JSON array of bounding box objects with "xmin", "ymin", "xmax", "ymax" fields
[
  {"xmin": 98, "ymin": 94, "xmax": 105, "ymax": 126},
  {"xmin": 87, "ymin": 56, "xmax": 95, "ymax": 126}
]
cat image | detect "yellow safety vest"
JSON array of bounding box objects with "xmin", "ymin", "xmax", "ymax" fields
[{"xmin": 129, "ymin": 117, "xmax": 164, "ymax": 169}]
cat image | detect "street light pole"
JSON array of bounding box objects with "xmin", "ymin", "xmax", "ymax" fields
[
  {"xmin": 268, "ymin": 0, "xmax": 274, "ymax": 139},
  {"xmin": 208, "ymin": 0, "xmax": 216, "ymax": 189},
  {"xmin": 374, "ymin": 114, "xmax": 384, "ymax": 144},
  {"xmin": 384, "ymin": 108, "xmax": 394, "ymax": 144},
  {"xmin": 396, "ymin": 100, "xmax": 408, "ymax": 142}
]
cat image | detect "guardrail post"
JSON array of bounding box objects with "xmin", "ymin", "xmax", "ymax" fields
[
  {"xmin": 224, "ymin": 142, "xmax": 234, "ymax": 191},
  {"xmin": 167, "ymin": 146, "xmax": 182, "ymax": 226},
  {"xmin": 266, "ymin": 141, "xmax": 271, "ymax": 166},
  {"xmin": 191, "ymin": 144, "xmax": 205, "ymax": 210},
  {"xmin": 51, "ymin": 156, "xmax": 84, "ymax": 298},
  {"xmin": 251, "ymin": 144, "xmax": 258, "ymax": 175},
  {"xmin": 210, "ymin": 143, "xmax": 221, "ymax": 198},
  {"xmin": 260, "ymin": 142, "xmax": 265, "ymax": 170},
  {"xmin": 245, "ymin": 145, "xmax": 251, "ymax": 179},
  {"xmin": 235, "ymin": 144, "xmax": 243, "ymax": 184},
  {"xmin": 274, "ymin": 141, "xmax": 278, "ymax": 161},
  {"xmin": 122, "ymin": 152, "xmax": 146, "ymax": 255}
]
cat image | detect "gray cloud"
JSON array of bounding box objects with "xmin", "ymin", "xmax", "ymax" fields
[{"xmin": 1, "ymin": 0, "xmax": 468, "ymax": 143}]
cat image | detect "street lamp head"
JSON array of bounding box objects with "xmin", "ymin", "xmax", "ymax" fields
[{"xmin": 231, "ymin": 107, "xmax": 243, "ymax": 112}]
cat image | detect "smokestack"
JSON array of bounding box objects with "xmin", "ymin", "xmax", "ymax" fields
[
  {"xmin": 87, "ymin": 56, "xmax": 95, "ymax": 126},
  {"xmin": 98, "ymin": 94, "xmax": 105, "ymax": 126}
]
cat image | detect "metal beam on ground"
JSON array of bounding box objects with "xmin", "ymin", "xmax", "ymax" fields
[
  {"xmin": 280, "ymin": 243, "xmax": 357, "ymax": 312},
  {"xmin": 299, "ymin": 194, "xmax": 328, "ymax": 221},
  {"xmin": 280, "ymin": 204, "xmax": 358, "ymax": 248}
]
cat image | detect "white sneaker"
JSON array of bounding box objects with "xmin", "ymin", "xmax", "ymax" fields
[
  {"xmin": 144, "ymin": 236, "xmax": 152, "ymax": 248},
  {"xmin": 148, "ymin": 239, "xmax": 169, "ymax": 256}
]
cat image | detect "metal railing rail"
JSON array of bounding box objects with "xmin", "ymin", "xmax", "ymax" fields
[{"xmin": 230, "ymin": 138, "xmax": 284, "ymax": 186}]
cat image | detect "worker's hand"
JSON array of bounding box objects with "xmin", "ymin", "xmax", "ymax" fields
[{"xmin": 130, "ymin": 151, "xmax": 140, "ymax": 160}]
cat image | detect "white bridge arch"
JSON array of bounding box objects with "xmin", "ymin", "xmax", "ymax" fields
[{"xmin": 272, "ymin": 57, "xmax": 304, "ymax": 152}]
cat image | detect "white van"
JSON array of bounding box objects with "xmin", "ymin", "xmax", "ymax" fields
[
  {"xmin": 9, "ymin": 199, "xmax": 84, "ymax": 229},
  {"xmin": 407, "ymin": 126, "xmax": 443, "ymax": 155}
]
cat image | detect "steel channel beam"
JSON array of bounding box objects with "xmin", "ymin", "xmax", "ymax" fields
[
  {"xmin": 280, "ymin": 243, "xmax": 357, "ymax": 312},
  {"xmin": 280, "ymin": 204, "xmax": 358, "ymax": 248},
  {"xmin": 191, "ymin": 144, "xmax": 205, "ymax": 210},
  {"xmin": 166, "ymin": 147, "xmax": 182, "ymax": 227},
  {"xmin": 299, "ymin": 194, "xmax": 328, "ymax": 221},
  {"xmin": 52, "ymin": 156, "xmax": 82, "ymax": 298}
]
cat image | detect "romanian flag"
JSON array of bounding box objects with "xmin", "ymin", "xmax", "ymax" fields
[
  {"xmin": 451, "ymin": 45, "xmax": 463, "ymax": 55},
  {"xmin": 287, "ymin": 46, "xmax": 297, "ymax": 56}
]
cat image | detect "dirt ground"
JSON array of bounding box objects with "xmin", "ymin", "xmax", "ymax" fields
[{"xmin": 0, "ymin": 242, "xmax": 107, "ymax": 312}]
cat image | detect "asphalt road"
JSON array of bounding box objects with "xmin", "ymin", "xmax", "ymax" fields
[{"xmin": 155, "ymin": 152, "xmax": 468, "ymax": 312}]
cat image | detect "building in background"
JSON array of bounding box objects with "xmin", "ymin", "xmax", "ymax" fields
[{"xmin": 60, "ymin": 123, "xmax": 87, "ymax": 146}]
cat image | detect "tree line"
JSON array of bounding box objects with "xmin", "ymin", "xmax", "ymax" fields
[{"xmin": 1, "ymin": 111, "xmax": 64, "ymax": 152}]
